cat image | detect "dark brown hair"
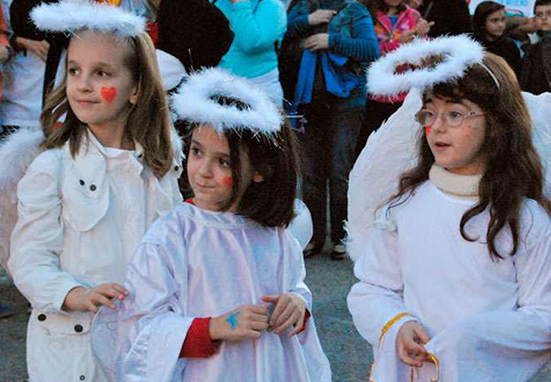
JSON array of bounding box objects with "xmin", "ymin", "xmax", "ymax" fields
[
  {"xmin": 184, "ymin": 96, "xmax": 300, "ymax": 228},
  {"xmin": 535, "ymin": 0, "xmax": 551, "ymax": 10},
  {"xmin": 40, "ymin": 30, "xmax": 173, "ymax": 179},
  {"xmin": 387, "ymin": 53, "xmax": 551, "ymax": 259}
]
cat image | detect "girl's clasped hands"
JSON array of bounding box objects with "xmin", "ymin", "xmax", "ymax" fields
[{"xmin": 209, "ymin": 293, "xmax": 306, "ymax": 341}]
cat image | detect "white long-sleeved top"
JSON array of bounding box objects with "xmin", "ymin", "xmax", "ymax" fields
[
  {"xmin": 348, "ymin": 181, "xmax": 551, "ymax": 382},
  {"xmin": 91, "ymin": 202, "xmax": 332, "ymax": 382},
  {"xmin": 8, "ymin": 131, "xmax": 183, "ymax": 382}
]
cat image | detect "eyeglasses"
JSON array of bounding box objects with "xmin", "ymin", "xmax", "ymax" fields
[
  {"xmin": 415, "ymin": 109, "xmax": 485, "ymax": 128},
  {"xmin": 535, "ymin": 10, "xmax": 551, "ymax": 19}
]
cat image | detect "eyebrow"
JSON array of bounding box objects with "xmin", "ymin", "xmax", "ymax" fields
[
  {"xmin": 190, "ymin": 139, "xmax": 231, "ymax": 158},
  {"xmin": 424, "ymin": 97, "xmax": 469, "ymax": 106},
  {"xmin": 67, "ymin": 60, "xmax": 116, "ymax": 70}
]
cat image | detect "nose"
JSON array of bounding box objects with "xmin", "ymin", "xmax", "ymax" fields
[
  {"xmin": 431, "ymin": 113, "xmax": 447, "ymax": 133},
  {"xmin": 76, "ymin": 74, "xmax": 93, "ymax": 93},
  {"xmin": 197, "ymin": 159, "xmax": 213, "ymax": 178}
]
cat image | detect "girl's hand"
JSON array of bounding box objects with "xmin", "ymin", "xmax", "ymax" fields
[
  {"xmin": 209, "ymin": 304, "xmax": 270, "ymax": 341},
  {"xmin": 415, "ymin": 19, "xmax": 434, "ymax": 36},
  {"xmin": 308, "ymin": 9, "xmax": 337, "ymax": 25},
  {"xmin": 63, "ymin": 284, "xmax": 129, "ymax": 313},
  {"xmin": 398, "ymin": 29, "xmax": 417, "ymax": 44},
  {"xmin": 396, "ymin": 321, "xmax": 430, "ymax": 367},
  {"xmin": 261, "ymin": 293, "xmax": 305, "ymax": 336},
  {"xmin": 303, "ymin": 33, "xmax": 330, "ymax": 52},
  {"xmin": 14, "ymin": 37, "xmax": 49, "ymax": 62}
]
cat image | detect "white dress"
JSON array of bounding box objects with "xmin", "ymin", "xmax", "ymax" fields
[
  {"xmin": 91, "ymin": 202, "xmax": 332, "ymax": 382},
  {"xmin": 8, "ymin": 132, "xmax": 183, "ymax": 382},
  {"xmin": 347, "ymin": 181, "xmax": 551, "ymax": 382}
]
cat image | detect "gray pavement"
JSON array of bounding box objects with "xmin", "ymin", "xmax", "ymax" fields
[{"xmin": 1, "ymin": 254, "xmax": 551, "ymax": 382}]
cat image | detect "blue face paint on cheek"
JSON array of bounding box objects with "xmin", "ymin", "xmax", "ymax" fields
[{"xmin": 226, "ymin": 312, "xmax": 240, "ymax": 330}]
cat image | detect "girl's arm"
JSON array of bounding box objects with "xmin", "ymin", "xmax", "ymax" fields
[
  {"xmin": 328, "ymin": 4, "xmax": 380, "ymax": 61},
  {"xmin": 286, "ymin": 3, "xmax": 311, "ymax": 38},
  {"xmin": 347, "ymin": 224, "xmax": 417, "ymax": 347},
  {"xmin": 228, "ymin": 0, "xmax": 287, "ymax": 54},
  {"xmin": 8, "ymin": 151, "xmax": 83, "ymax": 312}
]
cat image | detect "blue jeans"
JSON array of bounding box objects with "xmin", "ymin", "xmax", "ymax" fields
[{"xmin": 299, "ymin": 99, "xmax": 364, "ymax": 247}]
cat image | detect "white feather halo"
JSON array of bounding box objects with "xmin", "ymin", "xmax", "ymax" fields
[
  {"xmin": 367, "ymin": 35, "xmax": 485, "ymax": 97},
  {"xmin": 31, "ymin": 0, "xmax": 145, "ymax": 37},
  {"xmin": 171, "ymin": 68, "xmax": 283, "ymax": 137}
]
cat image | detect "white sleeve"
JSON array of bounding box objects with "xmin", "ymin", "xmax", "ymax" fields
[
  {"xmin": 419, "ymin": 225, "xmax": 551, "ymax": 382},
  {"xmin": 347, "ymin": 226, "xmax": 416, "ymax": 347},
  {"xmin": 283, "ymin": 230, "xmax": 312, "ymax": 311},
  {"xmin": 92, "ymin": 241, "xmax": 193, "ymax": 382},
  {"xmin": 8, "ymin": 151, "xmax": 82, "ymax": 312}
]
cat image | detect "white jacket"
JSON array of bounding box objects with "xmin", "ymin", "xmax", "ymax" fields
[{"xmin": 9, "ymin": 132, "xmax": 183, "ymax": 382}]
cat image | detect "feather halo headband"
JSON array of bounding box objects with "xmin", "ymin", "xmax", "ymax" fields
[
  {"xmin": 30, "ymin": 0, "xmax": 145, "ymax": 37},
  {"xmin": 367, "ymin": 35, "xmax": 498, "ymax": 97},
  {"xmin": 171, "ymin": 68, "xmax": 283, "ymax": 137}
]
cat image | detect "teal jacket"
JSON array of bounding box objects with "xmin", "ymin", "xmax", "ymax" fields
[{"xmin": 212, "ymin": 0, "xmax": 287, "ymax": 78}]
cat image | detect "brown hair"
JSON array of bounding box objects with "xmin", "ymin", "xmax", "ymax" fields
[
  {"xmin": 184, "ymin": 96, "xmax": 300, "ymax": 228},
  {"xmin": 40, "ymin": 31, "xmax": 173, "ymax": 179},
  {"xmin": 387, "ymin": 53, "xmax": 551, "ymax": 259},
  {"xmin": 366, "ymin": 0, "xmax": 406, "ymax": 15}
]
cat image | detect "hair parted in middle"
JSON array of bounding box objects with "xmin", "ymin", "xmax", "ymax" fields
[
  {"xmin": 387, "ymin": 52, "xmax": 551, "ymax": 259},
  {"xmin": 473, "ymin": 1, "xmax": 506, "ymax": 42},
  {"xmin": 40, "ymin": 30, "xmax": 174, "ymax": 179}
]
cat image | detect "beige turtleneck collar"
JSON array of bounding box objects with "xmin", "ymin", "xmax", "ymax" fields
[{"xmin": 428, "ymin": 165, "xmax": 482, "ymax": 200}]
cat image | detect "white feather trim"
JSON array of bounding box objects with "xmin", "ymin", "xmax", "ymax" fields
[
  {"xmin": 156, "ymin": 49, "xmax": 187, "ymax": 92},
  {"xmin": 523, "ymin": 91, "xmax": 551, "ymax": 198},
  {"xmin": 31, "ymin": 0, "xmax": 145, "ymax": 37},
  {"xmin": 346, "ymin": 89, "xmax": 422, "ymax": 262},
  {"xmin": 0, "ymin": 129, "xmax": 44, "ymax": 274},
  {"xmin": 171, "ymin": 68, "xmax": 282, "ymax": 136},
  {"xmin": 367, "ymin": 35, "xmax": 485, "ymax": 97}
]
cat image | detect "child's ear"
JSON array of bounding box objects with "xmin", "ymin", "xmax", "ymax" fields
[
  {"xmin": 253, "ymin": 172, "xmax": 264, "ymax": 183},
  {"xmin": 129, "ymin": 90, "xmax": 138, "ymax": 105}
]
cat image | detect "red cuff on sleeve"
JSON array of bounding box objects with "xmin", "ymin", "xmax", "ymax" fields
[
  {"xmin": 297, "ymin": 309, "xmax": 311, "ymax": 334},
  {"xmin": 179, "ymin": 317, "xmax": 218, "ymax": 358}
]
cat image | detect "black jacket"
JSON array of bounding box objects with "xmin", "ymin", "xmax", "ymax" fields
[
  {"xmin": 419, "ymin": 0, "xmax": 472, "ymax": 38},
  {"xmin": 520, "ymin": 37, "xmax": 551, "ymax": 95}
]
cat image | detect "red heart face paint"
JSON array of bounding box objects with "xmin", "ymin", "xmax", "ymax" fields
[
  {"xmin": 221, "ymin": 176, "xmax": 233, "ymax": 188},
  {"xmin": 101, "ymin": 87, "xmax": 117, "ymax": 103},
  {"xmin": 425, "ymin": 125, "xmax": 432, "ymax": 136}
]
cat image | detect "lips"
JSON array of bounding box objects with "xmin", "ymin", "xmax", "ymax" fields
[
  {"xmin": 433, "ymin": 142, "xmax": 451, "ymax": 151},
  {"xmin": 76, "ymin": 99, "xmax": 99, "ymax": 106}
]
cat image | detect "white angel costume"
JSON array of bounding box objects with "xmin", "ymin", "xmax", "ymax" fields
[
  {"xmin": 8, "ymin": 131, "xmax": 183, "ymax": 382},
  {"xmin": 91, "ymin": 203, "xmax": 331, "ymax": 382},
  {"xmin": 1, "ymin": 3, "xmax": 184, "ymax": 382},
  {"xmin": 89, "ymin": 67, "xmax": 330, "ymax": 382},
  {"xmin": 346, "ymin": 35, "xmax": 551, "ymax": 381}
]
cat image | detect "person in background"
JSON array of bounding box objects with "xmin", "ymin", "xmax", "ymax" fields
[
  {"xmin": 0, "ymin": 0, "xmax": 15, "ymax": 319},
  {"xmin": 285, "ymin": 0, "xmax": 379, "ymax": 260},
  {"xmin": 212, "ymin": 0, "xmax": 287, "ymax": 105},
  {"xmin": 520, "ymin": 0, "xmax": 551, "ymax": 95},
  {"xmin": 473, "ymin": 1, "xmax": 523, "ymax": 77},
  {"xmin": 361, "ymin": 0, "xmax": 432, "ymax": 153},
  {"xmin": 418, "ymin": 0, "xmax": 472, "ymax": 37},
  {"xmin": 0, "ymin": 0, "xmax": 46, "ymax": 141}
]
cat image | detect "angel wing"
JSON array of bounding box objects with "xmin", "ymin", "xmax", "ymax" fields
[
  {"xmin": 346, "ymin": 90, "xmax": 422, "ymax": 262},
  {"xmin": 522, "ymin": 91, "xmax": 551, "ymax": 197},
  {"xmin": 0, "ymin": 129, "xmax": 44, "ymax": 274}
]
